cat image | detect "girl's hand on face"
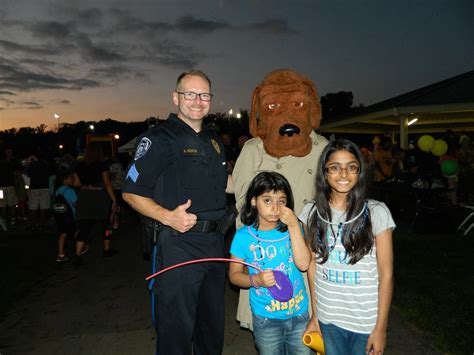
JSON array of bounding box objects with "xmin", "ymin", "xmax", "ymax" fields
[
  {"xmin": 278, "ymin": 205, "xmax": 298, "ymax": 228},
  {"xmin": 257, "ymin": 270, "xmax": 276, "ymax": 288}
]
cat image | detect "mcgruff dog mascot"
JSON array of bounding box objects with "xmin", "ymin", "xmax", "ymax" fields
[{"xmin": 232, "ymin": 68, "xmax": 328, "ymax": 329}]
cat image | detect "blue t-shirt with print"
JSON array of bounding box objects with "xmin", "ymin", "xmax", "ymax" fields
[{"xmin": 230, "ymin": 224, "xmax": 309, "ymax": 320}]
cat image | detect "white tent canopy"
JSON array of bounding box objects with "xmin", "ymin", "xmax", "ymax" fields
[
  {"xmin": 320, "ymin": 70, "xmax": 474, "ymax": 148},
  {"xmin": 118, "ymin": 137, "xmax": 137, "ymax": 153}
]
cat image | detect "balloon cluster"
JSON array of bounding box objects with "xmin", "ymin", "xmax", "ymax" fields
[
  {"xmin": 417, "ymin": 135, "xmax": 458, "ymax": 176},
  {"xmin": 417, "ymin": 135, "xmax": 447, "ymax": 156}
]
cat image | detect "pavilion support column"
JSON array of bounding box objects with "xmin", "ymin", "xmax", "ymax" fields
[{"xmin": 399, "ymin": 115, "xmax": 408, "ymax": 149}]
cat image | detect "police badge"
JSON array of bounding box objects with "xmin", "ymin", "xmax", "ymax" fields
[{"xmin": 134, "ymin": 137, "xmax": 152, "ymax": 160}]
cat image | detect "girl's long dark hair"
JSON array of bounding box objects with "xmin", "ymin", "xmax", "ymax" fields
[
  {"xmin": 241, "ymin": 171, "xmax": 294, "ymax": 232},
  {"xmin": 308, "ymin": 139, "xmax": 373, "ymax": 264}
]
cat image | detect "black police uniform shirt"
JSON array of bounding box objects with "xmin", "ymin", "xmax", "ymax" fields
[{"xmin": 122, "ymin": 114, "xmax": 228, "ymax": 222}]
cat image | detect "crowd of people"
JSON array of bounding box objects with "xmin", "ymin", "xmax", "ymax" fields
[
  {"xmin": 222, "ymin": 130, "xmax": 474, "ymax": 210},
  {"xmin": 355, "ymin": 133, "xmax": 474, "ymax": 207},
  {"xmin": 0, "ymin": 144, "xmax": 128, "ymax": 263}
]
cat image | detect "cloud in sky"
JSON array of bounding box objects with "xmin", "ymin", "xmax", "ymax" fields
[
  {"xmin": 20, "ymin": 58, "xmax": 60, "ymax": 67},
  {"xmin": 239, "ymin": 19, "xmax": 298, "ymax": 34},
  {"xmin": 0, "ymin": 96, "xmax": 42, "ymax": 110},
  {"xmin": 17, "ymin": 101, "xmax": 43, "ymax": 110},
  {"xmin": 0, "ymin": 90, "xmax": 16, "ymax": 96},
  {"xmin": 0, "ymin": 39, "xmax": 57, "ymax": 56},
  {"xmin": 0, "ymin": 58, "xmax": 101, "ymax": 91},
  {"xmin": 0, "ymin": 3, "xmax": 296, "ymax": 120}
]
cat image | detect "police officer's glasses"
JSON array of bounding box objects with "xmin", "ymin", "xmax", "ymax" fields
[
  {"xmin": 176, "ymin": 91, "xmax": 213, "ymax": 102},
  {"xmin": 325, "ymin": 163, "xmax": 360, "ymax": 174}
]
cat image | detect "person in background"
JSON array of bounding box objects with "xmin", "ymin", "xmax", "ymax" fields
[
  {"xmin": 109, "ymin": 155, "xmax": 125, "ymax": 229},
  {"xmin": 439, "ymin": 144, "xmax": 460, "ymax": 206},
  {"xmin": 53, "ymin": 170, "xmax": 78, "ymax": 262},
  {"xmin": 392, "ymin": 144, "xmax": 406, "ymax": 177},
  {"xmin": 457, "ymin": 134, "xmax": 474, "ymax": 204},
  {"xmin": 14, "ymin": 166, "xmax": 28, "ymax": 224},
  {"xmin": 237, "ymin": 134, "xmax": 250, "ymax": 153},
  {"xmin": 73, "ymin": 142, "xmax": 117, "ymax": 264},
  {"xmin": 221, "ymin": 131, "xmax": 239, "ymax": 174},
  {"xmin": 373, "ymin": 137, "xmax": 395, "ymax": 183},
  {"xmin": 26, "ymin": 153, "xmax": 51, "ymax": 231},
  {"xmin": 0, "ymin": 147, "xmax": 19, "ymax": 229}
]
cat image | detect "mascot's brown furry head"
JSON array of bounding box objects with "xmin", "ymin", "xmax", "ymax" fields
[{"xmin": 249, "ymin": 69, "xmax": 322, "ymax": 158}]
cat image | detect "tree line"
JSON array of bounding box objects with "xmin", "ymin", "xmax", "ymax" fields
[{"xmin": 0, "ymin": 91, "xmax": 360, "ymax": 157}]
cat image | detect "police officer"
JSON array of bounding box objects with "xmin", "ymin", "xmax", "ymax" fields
[{"xmin": 122, "ymin": 70, "xmax": 233, "ymax": 355}]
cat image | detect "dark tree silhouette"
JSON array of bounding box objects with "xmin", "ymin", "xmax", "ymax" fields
[{"xmin": 321, "ymin": 91, "xmax": 357, "ymax": 119}]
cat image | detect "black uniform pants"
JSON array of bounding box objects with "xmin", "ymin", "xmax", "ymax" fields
[{"xmin": 152, "ymin": 228, "xmax": 225, "ymax": 355}]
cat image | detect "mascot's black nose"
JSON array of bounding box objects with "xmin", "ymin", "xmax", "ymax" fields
[{"xmin": 279, "ymin": 124, "xmax": 300, "ymax": 137}]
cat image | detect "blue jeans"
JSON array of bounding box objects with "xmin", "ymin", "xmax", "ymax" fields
[
  {"xmin": 319, "ymin": 321, "xmax": 369, "ymax": 355},
  {"xmin": 252, "ymin": 312, "xmax": 313, "ymax": 355}
]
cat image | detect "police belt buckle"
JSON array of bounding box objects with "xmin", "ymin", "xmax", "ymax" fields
[
  {"xmin": 167, "ymin": 220, "xmax": 219, "ymax": 236},
  {"xmin": 188, "ymin": 220, "xmax": 219, "ymax": 233}
]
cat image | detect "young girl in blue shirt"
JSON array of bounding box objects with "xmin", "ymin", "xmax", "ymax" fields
[{"xmin": 229, "ymin": 171, "xmax": 312, "ymax": 355}]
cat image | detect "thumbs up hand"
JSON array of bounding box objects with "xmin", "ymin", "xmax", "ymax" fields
[{"xmin": 167, "ymin": 199, "xmax": 197, "ymax": 233}]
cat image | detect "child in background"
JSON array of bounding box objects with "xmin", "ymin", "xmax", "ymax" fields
[
  {"xmin": 52, "ymin": 170, "xmax": 78, "ymax": 262},
  {"xmin": 14, "ymin": 170, "xmax": 28, "ymax": 224},
  {"xmin": 300, "ymin": 139, "xmax": 395, "ymax": 355},
  {"xmin": 109, "ymin": 155, "xmax": 125, "ymax": 228},
  {"xmin": 228, "ymin": 171, "xmax": 312, "ymax": 355}
]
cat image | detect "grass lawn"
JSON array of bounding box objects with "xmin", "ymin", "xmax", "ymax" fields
[{"xmin": 391, "ymin": 209, "xmax": 473, "ymax": 354}]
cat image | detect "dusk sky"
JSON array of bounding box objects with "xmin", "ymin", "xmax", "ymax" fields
[{"xmin": 0, "ymin": 0, "xmax": 472, "ymax": 131}]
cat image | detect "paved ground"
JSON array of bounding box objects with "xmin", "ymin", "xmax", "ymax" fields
[{"xmin": 0, "ymin": 213, "xmax": 440, "ymax": 355}]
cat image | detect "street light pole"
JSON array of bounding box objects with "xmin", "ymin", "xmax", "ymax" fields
[
  {"xmin": 228, "ymin": 109, "xmax": 233, "ymax": 128},
  {"xmin": 54, "ymin": 113, "xmax": 61, "ymax": 155}
]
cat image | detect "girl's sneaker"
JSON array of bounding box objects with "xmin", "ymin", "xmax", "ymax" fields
[{"xmin": 56, "ymin": 255, "xmax": 69, "ymax": 263}]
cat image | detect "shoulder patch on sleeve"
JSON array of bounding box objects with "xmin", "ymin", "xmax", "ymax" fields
[
  {"xmin": 126, "ymin": 163, "xmax": 139, "ymax": 182},
  {"xmin": 134, "ymin": 137, "xmax": 152, "ymax": 160}
]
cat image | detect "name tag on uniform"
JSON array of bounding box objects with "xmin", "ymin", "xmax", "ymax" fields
[{"xmin": 183, "ymin": 148, "xmax": 199, "ymax": 155}]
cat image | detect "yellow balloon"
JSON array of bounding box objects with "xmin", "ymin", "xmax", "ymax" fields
[
  {"xmin": 417, "ymin": 135, "xmax": 435, "ymax": 152},
  {"xmin": 431, "ymin": 139, "xmax": 448, "ymax": 156}
]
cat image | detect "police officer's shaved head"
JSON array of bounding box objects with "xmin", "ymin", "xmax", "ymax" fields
[{"xmin": 176, "ymin": 70, "xmax": 212, "ymax": 91}]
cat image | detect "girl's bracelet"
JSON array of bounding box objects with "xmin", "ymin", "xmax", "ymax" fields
[{"xmin": 249, "ymin": 274, "xmax": 260, "ymax": 289}]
